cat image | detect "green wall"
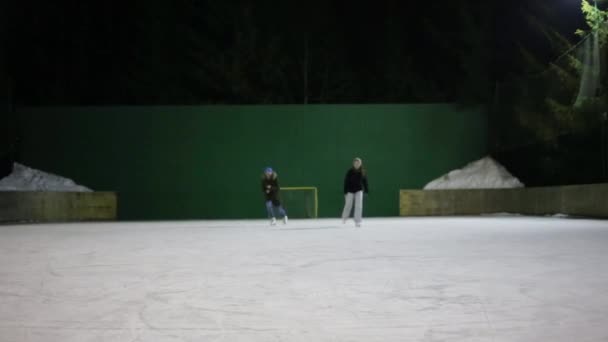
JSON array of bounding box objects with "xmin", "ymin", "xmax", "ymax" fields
[{"xmin": 16, "ymin": 104, "xmax": 487, "ymax": 220}]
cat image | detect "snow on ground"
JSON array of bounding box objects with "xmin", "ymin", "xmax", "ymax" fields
[
  {"xmin": 1, "ymin": 217, "xmax": 608, "ymax": 342},
  {"xmin": 424, "ymin": 156, "xmax": 524, "ymax": 190},
  {"xmin": 0, "ymin": 163, "xmax": 91, "ymax": 192}
]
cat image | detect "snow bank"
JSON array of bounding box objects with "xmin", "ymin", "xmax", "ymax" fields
[
  {"xmin": 424, "ymin": 157, "xmax": 524, "ymax": 190},
  {"xmin": 0, "ymin": 163, "xmax": 92, "ymax": 192}
]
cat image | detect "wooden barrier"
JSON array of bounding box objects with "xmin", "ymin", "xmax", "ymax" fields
[
  {"xmin": 400, "ymin": 184, "xmax": 608, "ymax": 218},
  {"xmin": 0, "ymin": 192, "xmax": 117, "ymax": 223}
]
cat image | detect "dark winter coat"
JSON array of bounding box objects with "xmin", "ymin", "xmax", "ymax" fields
[
  {"xmin": 344, "ymin": 167, "xmax": 369, "ymax": 194},
  {"xmin": 261, "ymin": 171, "xmax": 281, "ymax": 204}
]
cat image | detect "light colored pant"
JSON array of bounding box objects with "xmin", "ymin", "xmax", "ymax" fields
[{"xmin": 342, "ymin": 191, "xmax": 363, "ymax": 223}]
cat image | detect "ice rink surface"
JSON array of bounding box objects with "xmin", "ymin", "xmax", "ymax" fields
[{"xmin": 1, "ymin": 217, "xmax": 608, "ymax": 342}]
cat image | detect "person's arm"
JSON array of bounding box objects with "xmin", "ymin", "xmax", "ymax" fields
[
  {"xmin": 344, "ymin": 170, "xmax": 349, "ymax": 194},
  {"xmin": 362, "ymin": 173, "xmax": 369, "ymax": 194},
  {"xmin": 261, "ymin": 178, "xmax": 267, "ymax": 193}
]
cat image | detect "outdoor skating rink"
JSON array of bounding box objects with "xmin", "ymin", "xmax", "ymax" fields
[{"xmin": 1, "ymin": 217, "xmax": 608, "ymax": 342}]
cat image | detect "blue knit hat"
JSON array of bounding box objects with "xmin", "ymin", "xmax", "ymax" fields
[{"xmin": 264, "ymin": 167, "xmax": 273, "ymax": 173}]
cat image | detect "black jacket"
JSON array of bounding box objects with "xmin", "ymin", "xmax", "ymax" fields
[
  {"xmin": 344, "ymin": 168, "xmax": 369, "ymax": 194},
  {"xmin": 261, "ymin": 172, "xmax": 281, "ymax": 203}
]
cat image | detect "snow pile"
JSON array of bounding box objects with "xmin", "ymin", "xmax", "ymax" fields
[
  {"xmin": 0, "ymin": 163, "xmax": 92, "ymax": 192},
  {"xmin": 424, "ymin": 157, "xmax": 524, "ymax": 190}
]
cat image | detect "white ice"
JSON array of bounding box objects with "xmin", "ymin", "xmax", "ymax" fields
[{"xmin": 1, "ymin": 217, "xmax": 608, "ymax": 342}]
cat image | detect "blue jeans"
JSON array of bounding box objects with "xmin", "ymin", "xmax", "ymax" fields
[{"xmin": 266, "ymin": 201, "xmax": 287, "ymax": 218}]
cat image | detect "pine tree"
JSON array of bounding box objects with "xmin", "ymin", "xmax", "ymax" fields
[{"xmin": 502, "ymin": 0, "xmax": 608, "ymax": 146}]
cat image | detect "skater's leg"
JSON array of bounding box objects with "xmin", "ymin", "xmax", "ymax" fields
[
  {"xmin": 278, "ymin": 205, "xmax": 288, "ymax": 224},
  {"xmin": 276, "ymin": 205, "xmax": 287, "ymax": 218},
  {"xmin": 341, "ymin": 193, "xmax": 354, "ymax": 221},
  {"xmin": 354, "ymin": 191, "xmax": 363, "ymax": 225},
  {"xmin": 273, "ymin": 203, "xmax": 288, "ymax": 224},
  {"xmin": 265, "ymin": 201, "xmax": 275, "ymax": 218}
]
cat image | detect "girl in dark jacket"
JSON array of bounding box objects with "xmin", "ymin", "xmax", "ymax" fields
[
  {"xmin": 341, "ymin": 157, "xmax": 368, "ymax": 227},
  {"xmin": 261, "ymin": 167, "xmax": 288, "ymax": 225}
]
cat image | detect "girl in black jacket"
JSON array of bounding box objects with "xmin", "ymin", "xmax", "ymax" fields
[{"xmin": 341, "ymin": 157, "xmax": 368, "ymax": 227}]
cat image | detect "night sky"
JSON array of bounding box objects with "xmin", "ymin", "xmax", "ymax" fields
[{"xmin": 0, "ymin": 0, "xmax": 589, "ymax": 105}]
